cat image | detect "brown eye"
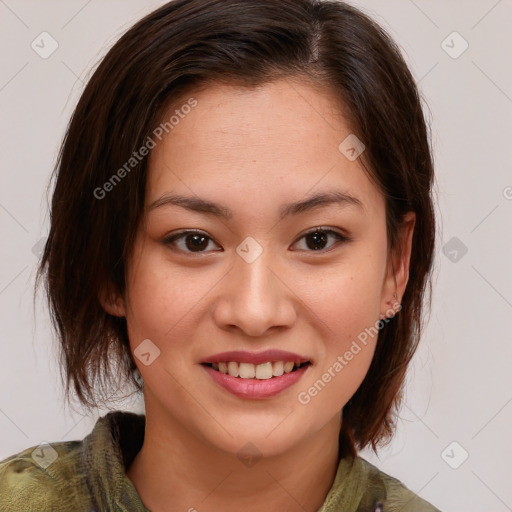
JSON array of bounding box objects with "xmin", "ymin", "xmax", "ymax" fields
[
  {"xmin": 163, "ymin": 230, "xmax": 221, "ymax": 253},
  {"xmin": 163, "ymin": 227, "xmax": 350, "ymax": 255},
  {"xmin": 292, "ymin": 228, "xmax": 350, "ymax": 252}
]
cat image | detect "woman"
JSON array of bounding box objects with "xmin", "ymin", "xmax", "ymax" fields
[{"xmin": 0, "ymin": 0, "xmax": 439, "ymax": 510}]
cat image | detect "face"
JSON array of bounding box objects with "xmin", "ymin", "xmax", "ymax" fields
[{"xmin": 106, "ymin": 79, "xmax": 414, "ymax": 457}]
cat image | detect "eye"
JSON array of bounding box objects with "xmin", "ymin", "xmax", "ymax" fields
[
  {"xmin": 162, "ymin": 229, "xmax": 221, "ymax": 254},
  {"xmin": 291, "ymin": 227, "xmax": 351, "ymax": 252},
  {"xmin": 163, "ymin": 227, "xmax": 351, "ymax": 255}
]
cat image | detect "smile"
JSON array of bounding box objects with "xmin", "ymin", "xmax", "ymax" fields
[
  {"xmin": 201, "ymin": 361, "xmax": 312, "ymax": 399},
  {"xmin": 203, "ymin": 360, "xmax": 311, "ymax": 379}
]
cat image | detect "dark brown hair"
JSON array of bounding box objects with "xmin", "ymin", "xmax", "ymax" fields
[{"xmin": 37, "ymin": 0, "xmax": 435, "ymax": 454}]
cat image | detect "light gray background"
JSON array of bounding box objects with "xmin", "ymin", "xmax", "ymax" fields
[{"xmin": 1, "ymin": 1, "xmax": 511, "ymax": 510}]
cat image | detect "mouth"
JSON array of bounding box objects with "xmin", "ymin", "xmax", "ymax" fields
[
  {"xmin": 201, "ymin": 359, "xmax": 312, "ymax": 399},
  {"xmin": 201, "ymin": 360, "xmax": 312, "ymax": 380}
]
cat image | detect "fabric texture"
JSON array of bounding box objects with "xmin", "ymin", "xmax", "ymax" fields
[{"xmin": 0, "ymin": 410, "xmax": 441, "ymax": 511}]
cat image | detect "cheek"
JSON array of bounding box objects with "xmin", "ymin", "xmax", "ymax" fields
[
  {"xmin": 299, "ymin": 250, "xmax": 386, "ymax": 339},
  {"xmin": 127, "ymin": 241, "xmax": 203, "ymax": 326},
  {"xmin": 123, "ymin": 253, "xmax": 202, "ymax": 392},
  {"xmin": 297, "ymin": 278, "xmax": 380, "ymax": 414},
  {"xmin": 311, "ymin": 275, "xmax": 381, "ymax": 364},
  {"xmin": 294, "ymin": 251, "xmax": 386, "ymax": 408},
  {"xmin": 124, "ymin": 243, "xmax": 206, "ymax": 339}
]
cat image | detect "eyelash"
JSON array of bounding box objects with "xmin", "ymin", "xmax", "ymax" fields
[{"xmin": 162, "ymin": 227, "xmax": 351, "ymax": 255}]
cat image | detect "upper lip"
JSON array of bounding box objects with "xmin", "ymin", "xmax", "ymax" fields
[{"xmin": 201, "ymin": 349, "xmax": 311, "ymax": 365}]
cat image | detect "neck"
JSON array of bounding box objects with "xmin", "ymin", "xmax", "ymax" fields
[{"xmin": 127, "ymin": 400, "xmax": 342, "ymax": 512}]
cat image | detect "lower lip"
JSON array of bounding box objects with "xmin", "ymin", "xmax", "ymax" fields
[{"xmin": 201, "ymin": 364, "xmax": 310, "ymax": 399}]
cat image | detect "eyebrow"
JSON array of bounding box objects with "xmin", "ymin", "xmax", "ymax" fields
[{"xmin": 148, "ymin": 190, "xmax": 364, "ymax": 221}]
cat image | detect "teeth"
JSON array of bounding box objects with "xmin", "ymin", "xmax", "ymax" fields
[
  {"xmin": 227, "ymin": 361, "xmax": 239, "ymax": 377},
  {"xmin": 255, "ymin": 362, "xmax": 273, "ymax": 380},
  {"xmin": 212, "ymin": 360, "xmax": 307, "ymax": 379},
  {"xmin": 272, "ymin": 361, "xmax": 284, "ymax": 377},
  {"xmin": 238, "ymin": 362, "xmax": 255, "ymax": 379},
  {"xmin": 283, "ymin": 361, "xmax": 294, "ymax": 373}
]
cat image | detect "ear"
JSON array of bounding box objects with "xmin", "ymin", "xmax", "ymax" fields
[
  {"xmin": 98, "ymin": 282, "xmax": 126, "ymax": 317},
  {"xmin": 380, "ymin": 211, "xmax": 416, "ymax": 318}
]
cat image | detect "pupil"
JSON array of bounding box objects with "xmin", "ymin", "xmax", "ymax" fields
[
  {"xmin": 307, "ymin": 231, "xmax": 327, "ymax": 250},
  {"xmin": 184, "ymin": 232, "xmax": 328, "ymax": 252},
  {"xmin": 186, "ymin": 234, "xmax": 208, "ymax": 251}
]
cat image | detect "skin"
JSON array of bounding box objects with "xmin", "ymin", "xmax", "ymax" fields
[{"xmin": 101, "ymin": 78, "xmax": 415, "ymax": 512}]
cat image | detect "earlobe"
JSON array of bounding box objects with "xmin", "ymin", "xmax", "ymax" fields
[{"xmin": 98, "ymin": 284, "xmax": 126, "ymax": 317}]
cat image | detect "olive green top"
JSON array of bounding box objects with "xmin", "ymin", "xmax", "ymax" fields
[{"xmin": 0, "ymin": 410, "xmax": 440, "ymax": 511}]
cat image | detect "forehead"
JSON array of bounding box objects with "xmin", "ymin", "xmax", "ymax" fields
[{"xmin": 146, "ymin": 79, "xmax": 383, "ymax": 217}]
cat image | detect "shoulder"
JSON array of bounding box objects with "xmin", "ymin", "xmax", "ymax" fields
[
  {"xmin": 0, "ymin": 439, "xmax": 93, "ymax": 512},
  {"xmin": 356, "ymin": 457, "xmax": 441, "ymax": 512},
  {"xmin": 0, "ymin": 410, "xmax": 147, "ymax": 512}
]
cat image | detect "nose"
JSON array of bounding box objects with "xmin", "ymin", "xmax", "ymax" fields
[{"xmin": 211, "ymin": 244, "xmax": 297, "ymax": 337}]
